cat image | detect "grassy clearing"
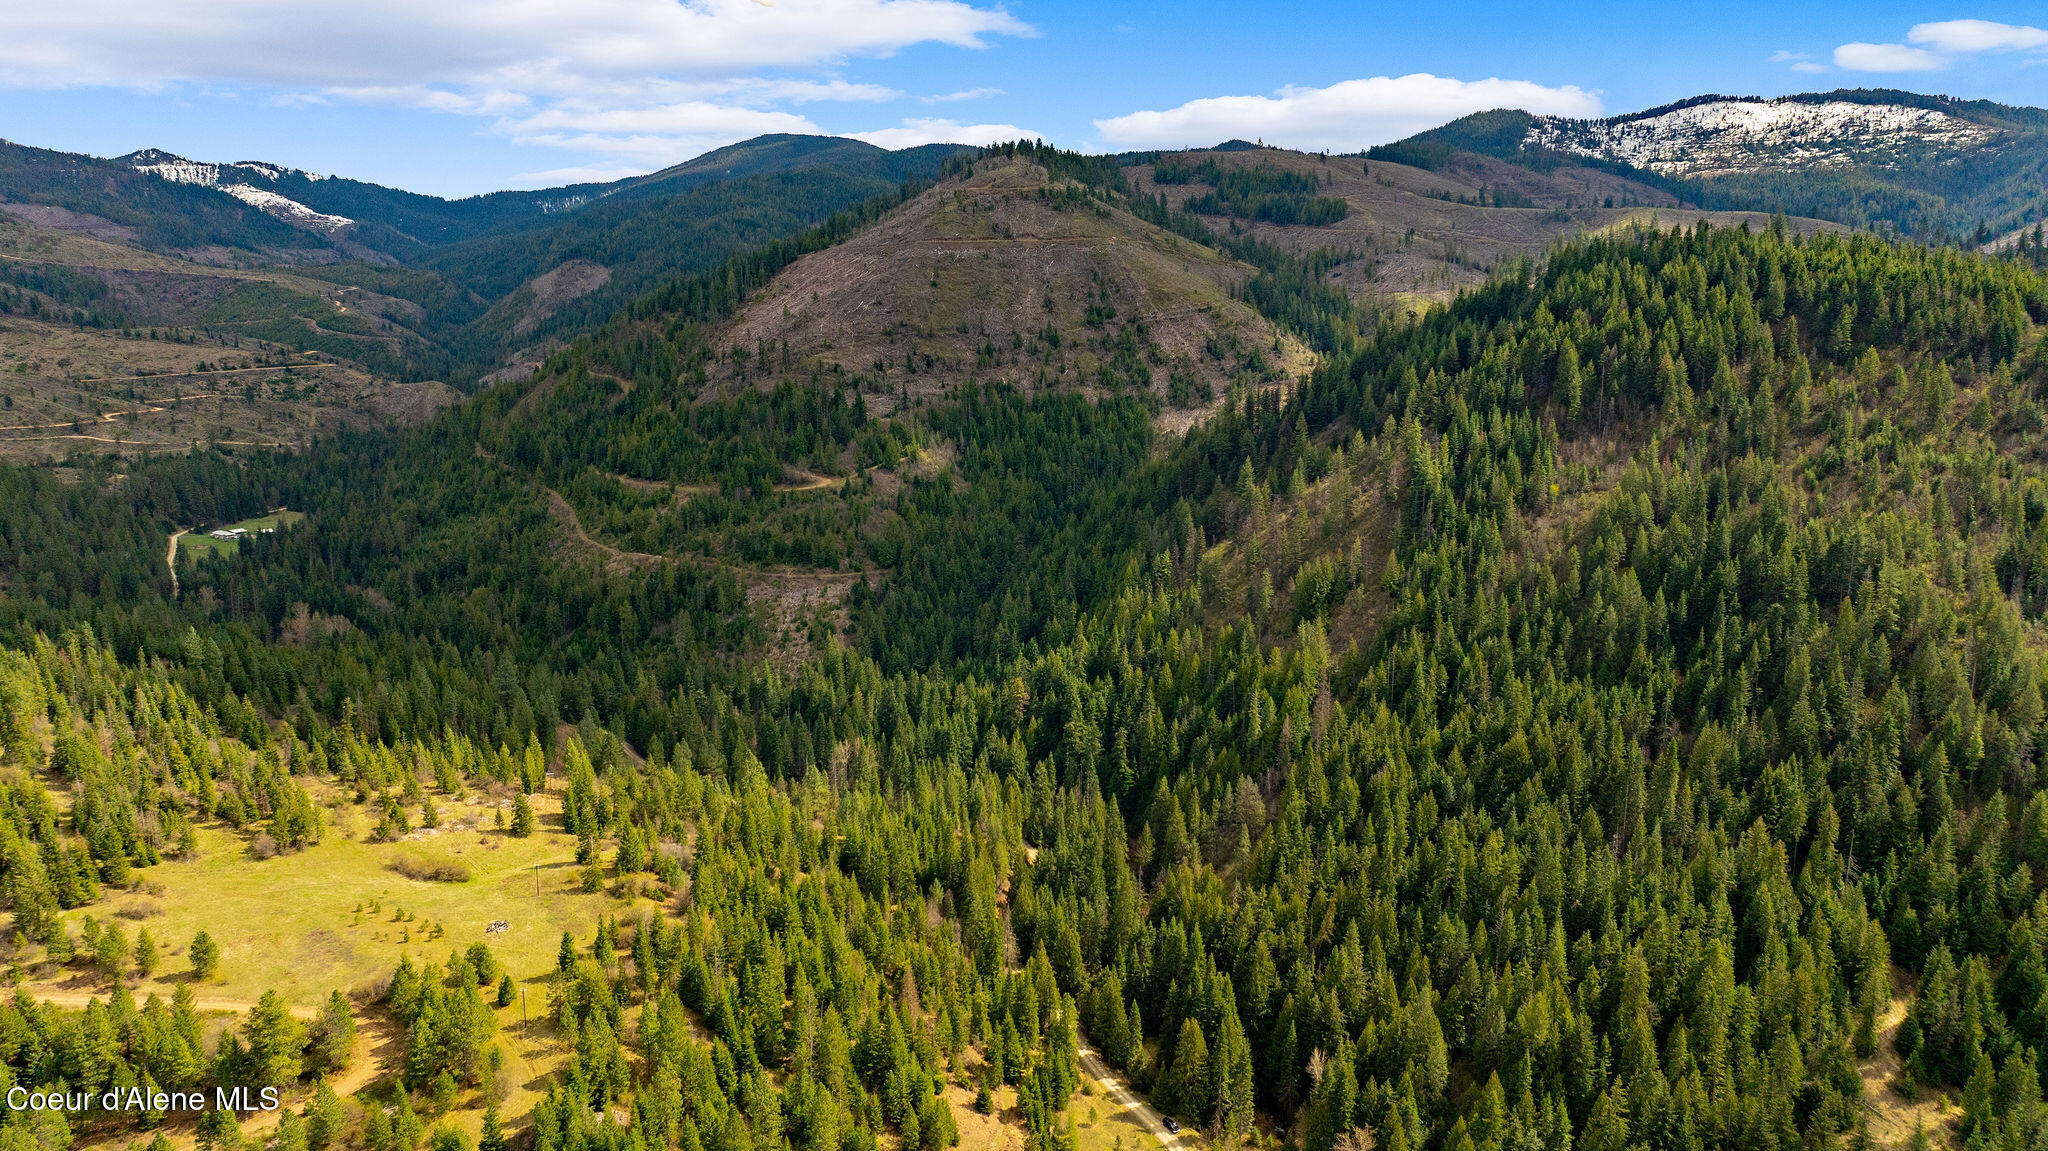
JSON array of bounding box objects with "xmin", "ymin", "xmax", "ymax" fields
[
  {"xmin": 1065, "ymin": 1067, "xmax": 1179, "ymax": 1151},
  {"xmin": 33, "ymin": 783, "xmax": 648, "ymax": 1151},
  {"xmin": 177, "ymin": 509, "xmax": 306, "ymax": 562},
  {"xmin": 40, "ymin": 785, "xmax": 660, "ymax": 1010}
]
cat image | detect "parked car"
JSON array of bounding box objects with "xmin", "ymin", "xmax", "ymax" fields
[{"xmin": 1162, "ymin": 1117, "xmax": 1179, "ymax": 1133}]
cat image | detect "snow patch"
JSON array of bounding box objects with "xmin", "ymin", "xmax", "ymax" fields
[
  {"xmin": 1523, "ymin": 98, "xmax": 1996, "ymax": 177},
  {"xmin": 219, "ymin": 185, "xmax": 353, "ymax": 230},
  {"xmin": 129, "ymin": 153, "xmax": 351, "ymax": 232},
  {"xmin": 135, "ymin": 159, "xmax": 223, "ymax": 186}
]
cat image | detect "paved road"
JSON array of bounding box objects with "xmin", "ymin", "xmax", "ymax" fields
[{"xmin": 1079, "ymin": 1044, "xmax": 1184, "ymax": 1150}]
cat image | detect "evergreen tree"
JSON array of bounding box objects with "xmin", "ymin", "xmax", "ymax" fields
[{"xmin": 190, "ymin": 931, "xmax": 220, "ymax": 981}]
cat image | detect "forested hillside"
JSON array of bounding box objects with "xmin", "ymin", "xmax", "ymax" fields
[
  {"xmin": 0, "ymin": 135, "xmax": 971, "ymax": 402},
  {"xmin": 5, "ymin": 122, "xmax": 2048, "ymax": 1151}
]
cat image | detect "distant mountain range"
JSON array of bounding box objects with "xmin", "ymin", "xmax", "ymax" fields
[
  {"xmin": 0, "ymin": 132, "xmax": 975, "ymax": 386},
  {"xmin": 105, "ymin": 134, "xmax": 969, "ymax": 261},
  {"xmin": 17, "ymin": 86, "xmax": 2048, "ymax": 263},
  {"xmin": 1378, "ymin": 88, "xmax": 2048, "ymax": 241},
  {"xmin": 5, "ymin": 87, "xmax": 2048, "ymax": 400}
]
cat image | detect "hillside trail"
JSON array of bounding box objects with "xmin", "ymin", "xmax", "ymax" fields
[
  {"xmin": 18, "ymin": 987, "xmax": 308, "ymax": 1016},
  {"xmin": 777, "ymin": 470, "xmax": 842, "ymax": 493},
  {"xmin": 542, "ymin": 486, "xmax": 667, "ymax": 572},
  {"xmin": 0, "ymin": 394, "xmax": 231, "ymax": 433},
  {"xmin": 541, "ymin": 482, "xmax": 876, "ymax": 584},
  {"xmin": 62, "ymin": 363, "xmax": 337, "ymax": 387},
  {"xmin": 609, "ymin": 470, "xmax": 841, "ymax": 497},
  {"xmin": 1857, "ymin": 972, "xmax": 1960, "ymax": 1148},
  {"xmin": 1077, "ymin": 1043, "xmax": 1183, "ymax": 1151},
  {"xmin": 239, "ymin": 1014, "xmax": 396, "ymax": 1136},
  {"xmin": 166, "ymin": 529, "xmax": 187, "ymax": 596}
]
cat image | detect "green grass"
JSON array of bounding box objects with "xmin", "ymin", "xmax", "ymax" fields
[
  {"xmin": 178, "ymin": 509, "xmax": 305, "ymax": 563},
  {"xmin": 38, "ymin": 782, "xmax": 656, "ymax": 1151},
  {"xmin": 1066, "ymin": 1069, "xmax": 1178, "ymax": 1151},
  {"xmin": 48, "ymin": 785, "xmax": 660, "ymax": 1009}
]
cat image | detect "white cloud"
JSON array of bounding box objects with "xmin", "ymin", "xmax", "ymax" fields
[
  {"xmin": 506, "ymin": 163, "xmax": 652, "ymax": 187},
  {"xmin": 506, "ymin": 101, "xmax": 826, "ymax": 166},
  {"xmin": 1909, "ymin": 19, "xmax": 2048, "ymax": 54},
  {"xmin": 923, "ymin": 87, "xmax": 1003, "ymax": 103},
  {"xmin": 1833, "ymin": 41, "xmax": 1946, "ymax": 71},
  {"xmin": 1826, "ymin": 17, "xmax": 2048, "ymax": 75},
  {"xmin": 1093, "ymin": 73, "xmax": 1601, "ymax": 152},
  {"xmin": 1770, "ymin": 50, "xmax": 1829, "ymax": 73},
  {"xmin": 0, "ymin": 0, "xmax": 1030, "ymax": 90},
  {"xmin": 715, "ymin": 78, "xmax": 902, "ymax": 105},
  {"xmin": 850, "ymin": 118, "xmax": 1041, "ymax": 149},
  {"xmin": 0, "ymin": 0, "xmax": 1031, "ymax": 177}
]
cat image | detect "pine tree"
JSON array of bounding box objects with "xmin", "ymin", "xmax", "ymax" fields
[
  {"xmin": 272, "ymin": 1110, "xmax": 308, "ymax": 1151},
  {"xmin": 190, "ymin": 930, "xmax": 220, "ymax": 980},
  {"xmin": 196, "ymin": 1107, "xmax": 242, "ymax": 1151},
  {"xmin": 243, "ymin": 989, "xmax": 307, "ymax": 1088},
  {"xmin": 1304, "ymin": 1050, "xmax": 1358, "ymax": 1151},
  {"xmin": 1164, "ymin": 1018, "xmax": 1210, "ymax": 1123},
  {"xmin": 134, "ymin": 927, "xmax": 158, "ymax": 977},
  {"xmin": 314, "ymin": 990, "xmax": 356, "ymax": 1074},
  {"xmin": 96, "ymin": 919, "xmax": 128, "ymax": 978},
  {"xmin": 305, "ymin": 1082, "xmax": 344, "ymax": 1151},
  {"xmin": 1211, "ymin": 1000, "xmax": 1255, "ymax": 1136}
]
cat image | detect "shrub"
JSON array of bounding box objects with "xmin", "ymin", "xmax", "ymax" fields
[{"xmin": 387, "ymin": 856, "xmax": 471, "ymax": 883}]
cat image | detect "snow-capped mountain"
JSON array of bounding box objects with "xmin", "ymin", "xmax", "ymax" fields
[
  {"xmin": 123, "ymin": 149, "xmax": 353, "ymax": 232},
  {"xmin": 1520, "ymin": 97, "xmax": 1996, "ymax": 178}
]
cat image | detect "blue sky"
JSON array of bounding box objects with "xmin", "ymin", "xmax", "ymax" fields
[{"xmin": 3, "ymin": 0, "xmax": 2048, "ymax": 198}]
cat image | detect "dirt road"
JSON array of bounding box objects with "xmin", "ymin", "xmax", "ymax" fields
[
  {"xmin": 1078, "ymin": 1044, "xmax": 1183, "ymax": 1150},
  {"xmin": 167, "ymin": 528, "xmax": 187, "ymax": 596}
]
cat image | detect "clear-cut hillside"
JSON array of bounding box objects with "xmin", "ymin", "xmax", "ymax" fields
[
  {"xmin": 717, "ymin": 154, "xmax": 1313, "ymax": 421},
  {"xmin": 1132, "ymin": 144, "xmax": 1833, "ymax": 303}
]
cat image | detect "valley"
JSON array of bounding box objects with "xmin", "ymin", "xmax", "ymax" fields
[{"xmin": 7, "ymin": 84, "xmax": 2048, "ymax": 1151}]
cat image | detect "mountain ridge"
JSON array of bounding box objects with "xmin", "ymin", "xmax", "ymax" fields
[{"xmin": 1384, "ymin": 87, "xmax": 2048, "ymax": 240}]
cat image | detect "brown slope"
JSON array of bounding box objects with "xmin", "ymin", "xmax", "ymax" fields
[
  {"xmin": 717, "ymin": 155, "xmax": 1313, "ymax": 426},
  {"xmin": 0, "ymin": 213, "xmax": 456, "ymax": 461},
  {"xmin": 1131, "ymin": 146, "xmax": 1838, "ymax": 306}
]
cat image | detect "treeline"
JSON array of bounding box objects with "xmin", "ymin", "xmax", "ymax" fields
[
  {"xmin": 0, "ymin": 261, "xmax": 125, "ymax": 328},
  {"xmin": 0, "ymin": 985, "xmax": 353, "ymax": 1149},
  {"xmin": 0, "ymin": 631, "xmax": 324, "ymax": 937},
  {"xmin": 1156, "ymin": 158, "xmax": 1351, "ymax": 227}
]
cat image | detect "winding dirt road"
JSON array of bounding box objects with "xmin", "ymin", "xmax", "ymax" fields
[
  {"xmin": 0, "ymin": 394, "xmax": 231, "ymax": 434},
  {"xmin": 543, "ymin": 486, "xmax": 668, "ymax": 572},
  {"xmin": 20, "ymin": 987, "xmax": 316, "ymax": 1019},
  {"xmin": 166, "ymin": 529, "xmax": 187, "ymax": 596}
]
